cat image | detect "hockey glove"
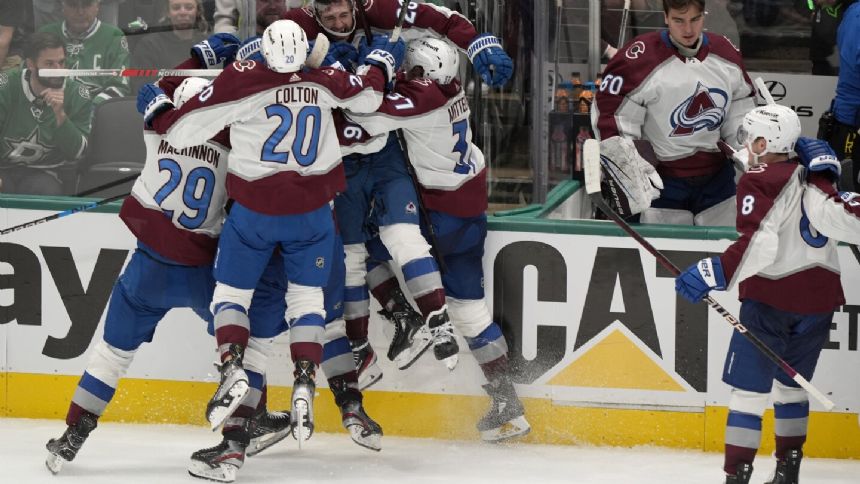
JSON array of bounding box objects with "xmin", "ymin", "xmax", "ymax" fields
[
  {"xmin": 675, "ymin": 257, "xmax": 726, "ymax": 303},
  {"xmin": 599, "ymin": 136, "xmax": 663, "ymax": 217},
  {"xmin": 136, "ymin": 83, "xmax": 173, "ymax": 127},
  {"xmin": 192, "ymin": 33, "xmax": 241, "ymax": 68},
  {"xmin": 467, "ymin": 33, "xmax": 513, "ymax": 87},
  {"xmin": 325, "ymin": 41, "xmax": 359, "ymax": 70},
  {"xmin": 357, "ymin": 34, "xmax": 390, "ymax": 65},
  {"xmin": 795, "ymin": 136, "xmax": 841, "ymax": 181},
  {"xmin": 237, "ymin": 36, "xmax": 264, "ymax": 63},
  {"xmin": 362, "ymin": 39, "xmax": 406, "ymax": 83}
]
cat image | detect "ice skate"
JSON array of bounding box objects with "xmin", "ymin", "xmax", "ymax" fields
[
  {"xmin": 726, "ymin": 462, "xmax": 754, "ymax": 484},
  {"xmin": 764, "ymin": 449, "xmax": 802, "ymax": 484},
  {"xmin": 291, "ymin": 359, "xmax": 316, "ymax": 446},
  {"xmin": 187, "ymin": 438, "xmax": 247, "ymax": 483},
  {"xmin": 477, "ymin": 379, "xmax": 530, "ymax": 442},
  {"xmin": 351, "ymin": 339, "xmax": 383, "ymax": 390},
  {"xmin": 246, "ymin": 409, "xmax": 291, "ymax": 457},
  {"xmin": 379, "ymin": 288, "xmax": 432, "ymax": 369},
  {"xmin": 340, "ymin": 400, "xmax": 383, "ymax": 451},
  {"xmin": 44, "ymin": 411, "xmax": 98, "ymax": 474},
  {"xmin": 206, "ymin": 344, "xmax": 250, "ymax": 431},
  {"xmin": 427, "ymin": 308, "xmax": 459, "ymax": 370}
]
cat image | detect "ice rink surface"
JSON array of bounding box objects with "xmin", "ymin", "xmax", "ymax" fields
[{"xmin": 3, "ymin": 418, "xmax": 859, "ymax": 483}]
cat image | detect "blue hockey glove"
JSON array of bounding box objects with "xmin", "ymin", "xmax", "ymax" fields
[
  {"xmin": 357, "ymin": 34, "xmax": 389, "ymax": 65},
  {"xmin": 675, "ymin": 257, "xmax": 726, "ymax": 303},
  {"xmin": 236, "ymin": 35, "xmax": 264, "ymax": 63},
  {"xmin": 325, "ymin": 41, "xmax": 358, "ymax": 69},
  {"xmin": 795, "ymin": 136, "xmax": 841, "ymax": 181},
  {"xmin": 362, "ymin": 38, "xmax": 406, "ymax": 82},
  {"xmin": 467, "ymin": 33, "xmax": 513, "ymax": 87},
  {"xmin": 192, "ymin": 33, "xmax": 241, "ymax": 68},
  {"xmin": 136, "ymin": 83, "xmax": 173, "ymax": 127}
]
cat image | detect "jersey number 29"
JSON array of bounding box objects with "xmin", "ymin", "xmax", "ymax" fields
[{"xmin": 153, "ymin": 158, "xmax": 216, "ymax": 230}]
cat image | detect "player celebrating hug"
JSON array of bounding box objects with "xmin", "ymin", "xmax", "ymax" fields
[
  {"xmin": 139, "ymin": 19, "xmax": 400, "ymax": 441},
  {"xmin": 674, "ymin": 105, "xmax": 860, "ymax": 484},
  {"xmin": 345, "ymin": 37, "xmax": 530, "ymax": 442}
]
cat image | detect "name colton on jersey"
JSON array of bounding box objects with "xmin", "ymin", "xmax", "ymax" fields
[{"xmin": 275, "ymin": 85, "xmax": 320, "ymax": 105}]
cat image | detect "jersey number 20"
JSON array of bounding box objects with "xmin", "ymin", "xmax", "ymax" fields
[{"xmin": 262, "ymin": 105, "xmax": 322, "ymax": 166}]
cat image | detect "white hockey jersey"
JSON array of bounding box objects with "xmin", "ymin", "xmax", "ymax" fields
[
  {"xmin": 346, "ymin": 76, "xmax": 488, "ymax": 217},
  {"xmin": 152, "ymin": 59, "xmax": 386, "ymax": 216},
  {"xmin": 720, "ymin": 161, "xmax": 860, "ymax": 314},
  {"xmin": 120, "ymin": 128, "xmax": 230, "ymax": 266},
  {"xmin": 592, "ymin": 31, "xmax": 756, "ymax": 178}
]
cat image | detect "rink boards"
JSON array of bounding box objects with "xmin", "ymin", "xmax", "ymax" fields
[{"xmin": 1, "ymin": 194, "xmax": 858, "ymax": 458}]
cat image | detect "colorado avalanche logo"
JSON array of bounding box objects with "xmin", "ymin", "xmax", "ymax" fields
[{"xmin": 668, "ymin": 82, "xmax": 728, "ymax": 137}]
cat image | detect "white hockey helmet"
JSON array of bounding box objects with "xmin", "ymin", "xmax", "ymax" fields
[
  {"xmin": 736, "ymin": 104, "xmax": 801, "ymax": 155},
  {"xmin": 261, "ymin": 20, "xmax": 308, "ymax": 73},
  {"xmin": 172, "ymin": 77, "xmax": 210, "ymax": 108},
  {"xmin": 312, "ymin": 0, "xmax": 356, "ymax": 38},
  {"xmin": 404, "ymin": 37, "xmax": 460, "ymax": 85}
]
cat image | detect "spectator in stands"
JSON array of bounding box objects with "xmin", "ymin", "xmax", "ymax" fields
[
  {"xmin": 39, "ymin": 0, "xmax": 131, "ymax": 105},
  {"xmin": 34, "ymin": 0, "xmax": 126, "ymax": 30},
  {"xmin": 821, "ymin": 0, "xmax": 859, "ymax": 189},
  {"xmin": 0, "ymin": 32, "xmax": 93, "ymax": 195},
  {"xmin": 0, "ymin": 0, "xmax": 30, "ymax": 71},
  {"xmin": 213, "ymin": 0, "xmax": 298, "ymax": 39},
  {"xmin": 130, "ymin": 0, "xmax": 210, "ymax": 92}
]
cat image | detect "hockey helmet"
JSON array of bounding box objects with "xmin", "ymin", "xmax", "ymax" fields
[
  {"xmin": 404, "ymin": 37, "xmax": 460, "ymax": 85},
  {"xmin": 736, "ymin": 104, "xmax": 801, "ymax": 155},
  {"xmin": 173, "ymin": 77, "xmax": 210, "ymax": 108},
  {"xmin": 261, "ymin": 20, "xmax": 308, "ymax": 73},
  {"xmin": 312, "ymin": 0, "xmax": 356, "ymax": 38}
]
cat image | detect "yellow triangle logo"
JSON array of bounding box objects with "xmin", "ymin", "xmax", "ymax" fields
[{"xmin": 548, "ymin": 328, "xmax": 685, "ymax": 391}]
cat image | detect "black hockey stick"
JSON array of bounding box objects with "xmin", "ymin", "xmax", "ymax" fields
[
  {"xmin": 582, "ymin": 139, "xmax": 835, "ymax": 410},
  {"xmin": 74, "ymin": 173, "xmax": 138, "ymax": 197},
  {"xmin": 1, "ymin": 192, "xmax": 128, "ymax": 236},
  {"xmin": 355, "ymin": 0, "xmax": 448, "ymax": 272}
]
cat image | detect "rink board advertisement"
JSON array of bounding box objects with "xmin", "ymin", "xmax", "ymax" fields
[{"xmin": 1, "ymin": 196, "xmax": 859, "ymax": 457}]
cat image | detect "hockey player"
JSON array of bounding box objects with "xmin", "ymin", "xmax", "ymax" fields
[
  {"xmin": 345, "ymin": 37, "xmax": 531, "ymax": 442},
  {"xmin": 674, "ymin": 105, "xmax": 860, "ymax": 484},
  {"xmin": 280, "ymin": 0, "xmax": 514, "ymax": 383},
  {"xmin": 140, "ymin": 18, "xmax": 400, "ymax": 440},
  {"xmin": 44, "ymin": 75, "xmax": 288, "ymax": 475},
  {"xmin": 285, "ymin": 0, "xmax": 513, "ymax": 88},
  {"xmin": 592, "ymin": 0, "xmax": 757, "ymax": 226}
]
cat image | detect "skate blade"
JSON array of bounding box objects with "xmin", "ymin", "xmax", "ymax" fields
[
  {"xmin": 208, "ymin": 380, "xmax": 250, "ymax": 431},
  {"xmin": 357, "ymin": 364, "xmax": 383, "ymax": 391},
  {"xmin": 45, "ymin": 452, "xmax": 64, "ymax": 475},
  {"xmin": 187, "ymin": 460, "xmax": 238, "ymax": 483},
  {"xmin": 480, "ymin": 416, "xmax": 531, "ymax": 443},
  {"xmin": 393, "ymin": 329, "xmax": 433, "ymax": 370},
  {"xmin": 346, "ymin": 424, "xmax": 382, "ymax": 452},
  {"xmin": 291, "ymin": 401, "xmax": 314, "ymax": 448},
  {"xmin": 246, "ymin": 427, "xmax": 290, "ymax": 457}
]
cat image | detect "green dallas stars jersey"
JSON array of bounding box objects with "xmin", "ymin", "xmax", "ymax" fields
[
  {"xmin": 39, "ymin": 19, "xmax": 131, "ymax": 102},
  {"xmin": 0, "ymin": 67, "xmax": 93, "ymax": 169}
]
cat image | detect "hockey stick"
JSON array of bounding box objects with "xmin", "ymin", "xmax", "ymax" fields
[
  {"xmin": 41, "ymin": 68, "xmax": 218, "ymax": 78},
  {"xmin": 1, "ymin": 193, "xmax": 127, "ymax": 236},
  {"xmin": 75, "ymin": 173, "xmax": 139, "ymax": 197},
  {"xmin": 582, "ymin": 139, "xmax": 836, "ymax": 410},
  {"xmin": 617, "ymin": 0, "xmax": 632, "ymax": 47}
]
